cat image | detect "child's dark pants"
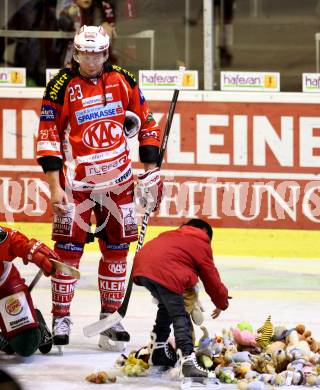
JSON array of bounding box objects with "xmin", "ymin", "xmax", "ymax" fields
[{"xmin": 137, "ymin": 276, "xmax": 193, "ymax": 356}]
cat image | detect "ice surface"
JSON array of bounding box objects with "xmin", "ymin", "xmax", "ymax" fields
[{"xmin": 1, "ymin": 253, "xmax": 320, "ymax": 389}]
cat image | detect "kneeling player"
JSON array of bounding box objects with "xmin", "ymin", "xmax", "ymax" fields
[{"xmin": 0, "ymin": 226, "xmax": 58, "ymax": 357}]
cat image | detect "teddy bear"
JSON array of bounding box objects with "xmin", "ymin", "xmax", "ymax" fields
[
  {"xmin": 275, "ymin": 370, "xmax": 304, "ymax": 386},
  {"xmin": 272, "ymin": 326, "xmax": 289, "ymax": 341},
  {"xmin": 250, "ymin": 353, "xmax": 275, "ymax": 374},
  {"xmin": 295, "ymin": 324, "xmax": 320, "ymax": 353},
  {"xmin": 232, "ymin": 362, "xmax": 252, "ymax": 379},
  {"xmin": 304, "ymin": 372, "xmax": 320, "ymax": 386},
  {"xmin": 286, "ymin": 330, "xmax": 312, "ymax": 359},
  {"xmin": 265, "ymin": 341, "xmax": 286, "ymax": 355},
  {"xmin": 269, "ymin": 347, "xmax": 291, "ymax": 373}
]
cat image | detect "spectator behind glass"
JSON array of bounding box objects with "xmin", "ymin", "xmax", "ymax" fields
[
  {"xmin": 0, "ymin": 0, "xmax": 60, "ymax": 86},
  {"xmin": 56, "ymin": 0, "xmax": 117, "ymax": 67}
]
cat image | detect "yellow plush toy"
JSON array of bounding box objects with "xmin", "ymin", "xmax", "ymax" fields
[
  {"xmin": 122, "ymin": 353, "xmax": 149, "ymax": 376},
  {"xmin": 256, "ymin": 315, "xmax": 273, "ymax": 350}
]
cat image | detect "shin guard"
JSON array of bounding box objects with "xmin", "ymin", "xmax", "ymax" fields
[
  {"xmin": 98, "ymin": 242, "xmax": 129, "ymax": 313},
  {"xmin": 51, "ymin": 242, "xmax": 83, "ymax": 317}
]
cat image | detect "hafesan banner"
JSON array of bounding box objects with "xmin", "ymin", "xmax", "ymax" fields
[
  {"xmin": 221, "ymin": 71, "xmax": 280, "ymax": 92},
  {"xmin": 302, "ymin": 73, "xmax": 320, "ymax": 92},
  {"xmin": 0, "ymin": 68, "xmax": 26, "ymax": 87},
  {"xmin": 139, "ymin": 70, "xmax": 198, "ymax": 90}
]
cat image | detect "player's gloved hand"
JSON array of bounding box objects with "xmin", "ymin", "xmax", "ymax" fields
[
  {"xmin": 23, "ymin": 239, "xmax": 59, "ymax": 276},
  {"xmin": 137, "ymin": 167, "xmax": 163, "ymax": 211}
]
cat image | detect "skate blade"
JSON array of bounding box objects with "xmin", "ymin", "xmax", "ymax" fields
[
  {"xmin": 98, "ymin": 335, "xmax": 126, "ymax": 352},
  {"xmin": 148, "ymin": 366, "xmax": 169, "ymax": 377},
  {"xmin": 56, "ymin": 345, "xmax": 64, "ymax": 356},
  {"xmin": 180, "ymin": 377, "xmax": 220, "ymax": 389}
]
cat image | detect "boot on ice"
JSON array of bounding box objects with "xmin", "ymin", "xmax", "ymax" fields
[{"xmin": 98, "ymin": 312, "xmax": 130, "ymax": 352}]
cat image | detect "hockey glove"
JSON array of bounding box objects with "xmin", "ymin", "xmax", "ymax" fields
[
  {"xmin": 23, "ymin": 240, "xmax": 59, "ymax": 276},
  {"xmin": 137, "ymin": 167, "xmax": 163, "ymax": 212}
]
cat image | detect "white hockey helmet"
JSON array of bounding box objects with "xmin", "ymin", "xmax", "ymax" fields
[{"xmin": 74, "ymin": 25, "xmax": 110, "ymax": 53}]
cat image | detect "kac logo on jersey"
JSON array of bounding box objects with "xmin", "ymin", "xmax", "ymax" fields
[
  {"xmin": 83, "ymin": 120, "xmax": 123, "ymax": 150},
  {"xmin": 40, "ymin": 105, "xmax": 56, "ymax": 121}
]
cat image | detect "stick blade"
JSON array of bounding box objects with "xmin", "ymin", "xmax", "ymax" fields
[
  {"xmin": 50, "ymin": 259, "xmax": 80, "ymax": 279},
  {"xmin": 83, "ymin": 311, "xmax": 123, "ymax": 337}
]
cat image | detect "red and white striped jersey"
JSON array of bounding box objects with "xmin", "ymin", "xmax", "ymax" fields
[{"xmin": 37, "ymin": 64, "xmax": 161, "ymax": 191}]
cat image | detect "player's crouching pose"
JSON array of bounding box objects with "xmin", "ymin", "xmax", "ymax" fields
[
  {"xmin": 36, "ymin": 25, "xmax": 163, "ymax": 351},
  {"xmin": 0, "ymin": 226, "xmax": 58, "ymax": 357},
  {"xmin": 133, "ymin": 219, "xmax": 229, "ymax": 378}
]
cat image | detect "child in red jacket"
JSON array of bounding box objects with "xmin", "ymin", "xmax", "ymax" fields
[{"xmin": 133, "ymin": 219, "xmax": 229, "ymax": 378}]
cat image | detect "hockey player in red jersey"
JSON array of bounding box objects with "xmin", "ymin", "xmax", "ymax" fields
[
  {"xmin": 36, "ymin": 25, "xmax": 163, "ymax": 351},
  {"xmin": 0, "ymin": 226, "xmax": 59, "ymax": 356}
]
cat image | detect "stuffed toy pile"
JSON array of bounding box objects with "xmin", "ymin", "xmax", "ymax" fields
[
  {"xmin": 115, "ymin": 316, "xmax": 320, "ymax": 388},
  {"xmin": 195, "ymin": 316, "xmax": 320, "ymax": 388}
]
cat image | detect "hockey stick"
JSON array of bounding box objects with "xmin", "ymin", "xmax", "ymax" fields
[
  {"xmin": 28, "ymin": 259, "xmax": 81, "ymax": 292},
  {"xmin": 29, "ymin": 269, "xmax": 43, "ymax": 292},
  {"xmin": 83, "ymin": 68, "xmax": 184, "ymax": 337}
]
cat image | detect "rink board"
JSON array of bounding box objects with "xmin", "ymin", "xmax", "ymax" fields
[{"xmin": 1, "ymin": 89, "xmax": 320, "ymax": 257}]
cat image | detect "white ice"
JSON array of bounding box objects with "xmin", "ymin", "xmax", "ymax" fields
[{"xmin": 1, "ymin": 253, "xmax": 320, "ymax": 390}]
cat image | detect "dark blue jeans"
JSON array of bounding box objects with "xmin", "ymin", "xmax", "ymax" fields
[{"xmin": 137, "ymin": 276, "xmax": 193, "ymax": 356}]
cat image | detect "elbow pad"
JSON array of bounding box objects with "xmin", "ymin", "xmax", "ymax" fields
[
  {"xmin": 139, "ymin": 145, "xmax": 159, "ymax": 164},
  {"xmin": 38, "ymin": 156, "xmax": 62, "ymax": 173}
]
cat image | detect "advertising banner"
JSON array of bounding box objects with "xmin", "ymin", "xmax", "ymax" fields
[
  {"xmin": 221, "ymin": 71, "xmax": 280, "ymax": 92},
  {"xmin": 302, "ymin": 73, "xmax": 320, "ymax": 92},
  {"xmin": 139, "ymin": 70, "xmax": 198, "ymax": 89},
  {"xmin": 46, "ymin": 69, "xmax": 60, "ymax": 85},
  {"xmin": 0, "ymin": 95, "xmax": 320, "ymax": 229},
  {"xmin": 0, "ymin": 68, "xmax": 26, "ymax": 87}
]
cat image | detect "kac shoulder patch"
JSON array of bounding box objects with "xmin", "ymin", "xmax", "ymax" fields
[
  {"xmin": 0, "ymin": 227, "xmax": 8, "ymax": 244},
  {"xmin": 44, "ymin": 68, "xmax": 73, "ymax": 104}
]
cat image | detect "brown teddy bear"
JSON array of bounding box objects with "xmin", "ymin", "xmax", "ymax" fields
[
  {"xmin": 295, "ymin": 324, "xmax": 320, "ymax": 353},
  {"xmin": 250, "ymin": 353, "xmax": 275, "ymax": 374}
]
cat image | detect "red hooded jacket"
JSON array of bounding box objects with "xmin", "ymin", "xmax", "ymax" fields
[{"xmin": 133, "ymin": 225, "xmax": 229, "ymax": 310}]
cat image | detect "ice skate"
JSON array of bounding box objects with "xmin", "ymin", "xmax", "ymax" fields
[
  {"xmin": 0, "ymin": 332, "xmax": 14, "ymax": 355},
  {"xmin": 176, "ymin": 350, "xmax": 218, "ymax": 388},
  {"xmin": 98, "ymin": 313, "xmax": 130, "ymax": 352},
  {"xmin": 52, "ymin": 316, "xmax": 72, "ymax": 354},
  {"xmin": 35, "ymin": 309, "xmax": 53, "ymax": 354},
  {"xmin": 148, "ymin": 332, "xmax": 177, "ymax": 369}
]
